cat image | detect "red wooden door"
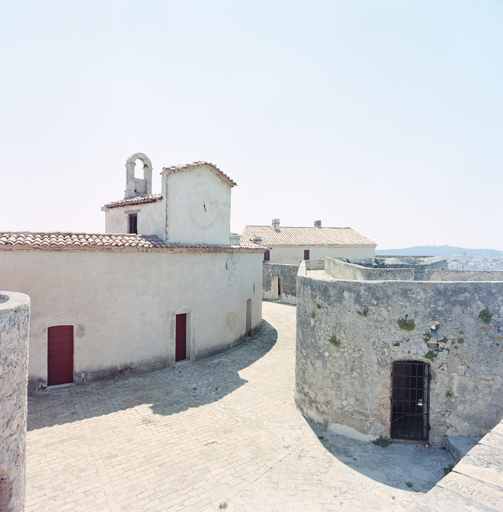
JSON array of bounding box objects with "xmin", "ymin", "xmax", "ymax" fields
[
  {"xmin": 246, "ymin": 299, "xmax": 252, "ymax": 336},
  {"xmin": 47, "ymin": 325, "xmax": 74, "ymax": 386},
  {"xmin": 304, "ymin": 250, "xmax": 310, "ymax": 260},
  {"xmin": 175, "ymin": 314, "xmax": 187, "ymax": 361}
]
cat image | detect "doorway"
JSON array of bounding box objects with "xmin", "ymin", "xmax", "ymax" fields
[
  {"xmin": 246, "ymin": 299, "xmax": 252, "ymax": 336},
  {"xmin": 175, "ymin": 314, "xmax": 188, "ymax": 361},
  {"xmin": 391, "ymin": 361, "xmax": 430, "ymax": 441},
  {"xmin": 272, "ymin": 276, "xmax": 281, "ymax": 300},
  {"xmin": 47, "ymin": 325, "xmax": 74, "ymax": 386}
]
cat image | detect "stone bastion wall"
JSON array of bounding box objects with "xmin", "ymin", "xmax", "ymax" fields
[
  {"xmin": 262, "ymin": 263, "xmax": 299, "ymax": 304},
  {"xmin": 296, "ymin": 258, "xmax": 503, "ymax": 445},
  {"xmin": 0, "ymin": 291, "xmax": 30, "ymax": 512}
]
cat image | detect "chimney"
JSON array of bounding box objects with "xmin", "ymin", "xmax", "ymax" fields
[
  {"xmin": 229, "ymin": 233, "xmax": 241, "ymax": 245},
  {"xmin": 314, "ymin": 220, "xmax": 322, "ymax": 228},
  {"xmin": 272, "ymin": 218, "xmax": 280, "ymax": 232}
]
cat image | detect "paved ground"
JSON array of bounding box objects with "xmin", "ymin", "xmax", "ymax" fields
[{"xmin": 26, "ymin": 302, "xmax": 455, "ymax": 512}]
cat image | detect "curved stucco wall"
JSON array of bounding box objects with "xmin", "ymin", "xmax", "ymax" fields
[
  {"xmin": 0, "ymin": 291, "xmax": 30, "ymax": 512},
  {"xmin": 0, "ymin": 250, "xmax": 262, "ymax": 394},
  {"xmin": 296, "ymin": 268, "xmax": 503, "ymax": 445}
]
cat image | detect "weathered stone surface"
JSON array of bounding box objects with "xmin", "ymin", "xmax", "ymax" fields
[
  {"xmin": 0, "ymin": 291, "xmax": 30, "ymax": 512},
  {"xmin": 296, "ymin": 258, "xmax": 503, "ymax": 445},
  {"xmin": 410, "ymin": 418, "xmax": 503, "ymax": 511},
  {"xmin": 262, "ymin": 262, "xmax": 299, "ymax": 303}
]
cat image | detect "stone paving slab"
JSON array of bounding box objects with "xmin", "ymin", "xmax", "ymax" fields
[{"xmin": 26, "ymin": 302, "xmax": 455, "ymax": 511}]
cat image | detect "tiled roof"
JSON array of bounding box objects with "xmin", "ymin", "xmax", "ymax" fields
[
  {"xmin": 241, "ymin": 226, "xmax": 376, "ymax": 247},
  {"xmin": 0, "ymin": 232, "xmax": 264, "ymax": 253},
  {"xmin": 103, "ymin": 194, "xmax": 162, "ymax": 209},
  {"xmin": 162, "ymin": 162, "xmax": 237, "ymax": 187}
]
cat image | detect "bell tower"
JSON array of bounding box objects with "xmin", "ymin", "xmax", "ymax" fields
[{"xmin": 124, "ymin": 153, "xmax": 153, "ymax": 199}]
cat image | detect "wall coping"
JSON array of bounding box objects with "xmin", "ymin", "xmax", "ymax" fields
[{"xmin": 409, "ymin": 418, "xmax": 503, "ymax": 511}]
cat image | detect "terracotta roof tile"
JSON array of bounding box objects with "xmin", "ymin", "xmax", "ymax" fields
[
  {"xmin": 0, "ymin": 232, "xmax": 264, "ymax": 253},
  {"xmin": 241, "ymin": 225, "xmax": 376, "ymax": 247},
  {"xmin": 162, "ymin": 161, "xmax": 237, "ymax": 187},
  {"xmin": 103, "ymin": 194, "xmax": 162, "ymax": 209}
]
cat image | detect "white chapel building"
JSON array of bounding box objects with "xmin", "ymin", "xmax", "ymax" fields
[{"xmin": 0, "ymin": 153, "xmax": 264, "ymax": 394}]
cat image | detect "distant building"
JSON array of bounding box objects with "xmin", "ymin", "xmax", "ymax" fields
[
  {"xmin": 241, "ymin": 219, "xmax": 376, "ymax": 265},
  {"xmin": 241, "ymin": 219, "xmax": 376, "ymax": 303}
]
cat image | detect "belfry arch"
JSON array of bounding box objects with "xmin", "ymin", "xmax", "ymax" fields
[{"xmin": 124, "ymin": 152, "xmax": 153, "ymax": 199}]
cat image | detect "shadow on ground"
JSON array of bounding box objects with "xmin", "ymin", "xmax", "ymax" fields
[
  {"xmin": 305, "ymin": 417, "xmax": 456, "ymax": 494},
  {"xmin": 28, "ymin": 320, "xmax": 278, "ymax": 431}
]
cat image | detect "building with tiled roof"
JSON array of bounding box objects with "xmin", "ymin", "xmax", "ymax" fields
[
  {"xmin": 242, "ymin": 219, "xmax": 376, "ymax": 265},
  {"xmin": 0, "ymin": 232, "xmax": 263, "ymax": 253},
  {"xmin": 241, "ymin": 219, "xmax": 376, "ymax": 304},
  {"xmin": 0, "ymin": 153, "xmax": 264, "ymax": 394}
]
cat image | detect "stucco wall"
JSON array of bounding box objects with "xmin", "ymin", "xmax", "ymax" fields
[
  {"xmin": 0, "ymin": 250, "xmax": 262, "ymax": 394},
  {"xmin": 296, "ymin": 263, "xmax": 503, "ymax": 445},
  {"xmin": 0, "ymin": 291, "xmax": 30, "ymax": 512},
  {"xmin": 104, "ymin": 199, "xmax": 165, "ymax": 239},
  {"xmin": 262, "ymin": 263, "xmax": 298, "ymax": 304},
  {"xmin": 269, "ymin": 246, "xmax": 375, "ymax": 265},
  {"xmin": 164, "ymin": 166, "xmax": 232, "ymax": 245}
]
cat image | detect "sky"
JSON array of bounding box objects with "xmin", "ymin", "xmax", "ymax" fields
[{"xmin": 1, "ymin": 0, "xmax": 502, "ymax": 250}]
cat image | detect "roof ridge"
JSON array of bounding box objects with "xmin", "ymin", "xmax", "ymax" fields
[{"xmin": 162, "ymin": 161, "xmax": 237, "ymax": 187}]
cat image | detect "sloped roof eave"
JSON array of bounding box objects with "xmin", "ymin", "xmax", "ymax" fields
[{"xmin": 162, "ymin": 161, "xmax": 237, "ymax": 187}]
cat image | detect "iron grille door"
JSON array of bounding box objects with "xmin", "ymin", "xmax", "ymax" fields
[{"xmin": 391, "ymin": 361, "xmax": 430, "ymax": 441}]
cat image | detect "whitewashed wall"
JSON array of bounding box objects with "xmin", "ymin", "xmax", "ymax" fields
[
  {"xmin": 164, "ymin": 166, "xmax": 232, "ymax": 245},
  {"xmin": 269, "ymin": 245, "xmax": 375, "ymax": 265},
  {"xmin": 104, "ymin": 199, "xmax": 165, "ymax": 239},
  {"xmin": 0, "ymin": 249, "xmax": 262, "ymax": 394}
]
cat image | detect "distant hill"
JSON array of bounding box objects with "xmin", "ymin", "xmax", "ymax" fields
[{"xmin": 376, "ymin": 245, "xmax": 503, "ymax": 258}]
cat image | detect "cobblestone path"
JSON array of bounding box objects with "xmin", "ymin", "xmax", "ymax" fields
[{"xmin": 26, "ymin": 301, "xmax": 453, "ymax": 511}]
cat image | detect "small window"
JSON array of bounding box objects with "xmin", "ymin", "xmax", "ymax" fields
[
  {"xmin": 128, "ymin": 214, "xmax": 138, "ymax": 234},
  {"xmin": 264, "ymin": 249, "xmax": 271, "ymax": 261},
  {"xmin": 304, "ymin": 250, "xmax": 310, "ymax": 260}
]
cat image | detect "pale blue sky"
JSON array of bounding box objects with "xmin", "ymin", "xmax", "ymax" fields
[{"xmin": 1, "ymin": 0, "xmax": 502, "ymax": 249}]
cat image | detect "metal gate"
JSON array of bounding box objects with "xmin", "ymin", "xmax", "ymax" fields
[{"xmin": 391, "ymin": 361, "xmax": 430, "ymax": 441}]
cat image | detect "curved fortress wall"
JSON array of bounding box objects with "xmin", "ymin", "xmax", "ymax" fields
[
  {"xmin": 0, "ymin": 292, "xmax": 30, "ymax": 512},
  {"xmin": 296, "ymin": 258, "xmax": 503, "ymax": 445}
]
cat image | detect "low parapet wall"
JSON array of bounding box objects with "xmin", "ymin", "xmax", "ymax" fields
[
  {"xmin": 0, "ymin": 291, "xmax": 30, "ymax": 512},
  {"xmin": 427, "ymin": 269, "xmax": 503, "ymax": 282},
  {"xmin": 409, "ymin": 419, "xmax": 503, "ymax": 511},
  {"xmin": 325, "ymin": 257, "xmax": 415, "ymax": 281}
]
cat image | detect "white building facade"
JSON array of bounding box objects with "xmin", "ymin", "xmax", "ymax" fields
[
  {"xmin": 0, "ymin": 154, "xmax": 264, "ymax": 394},
  {"xmin": 241, "ymin": 219, "xmax": 376, "ymax": 265}
]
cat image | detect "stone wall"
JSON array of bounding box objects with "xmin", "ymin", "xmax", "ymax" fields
[
  {"xmin": 409, "ymin": 418, "xmax": 503, "ymax": 511},
  {"xmin": 427, "ymin": 269, "xmax": 503, "ymax": 282},
  {"xmin": 0, "ymin": 291, "xmax": 30, "ymax": 512},
  {"xmin": 262, "ymin": 263, "xmax": 299, "ymax": 304},
  {"xmin": 296, "ymin": 260, "xmax": 503, "ymax": 445},
  {"xmin": 325, "ymin": 257, "xmax": 415, "ymax": 281}
]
